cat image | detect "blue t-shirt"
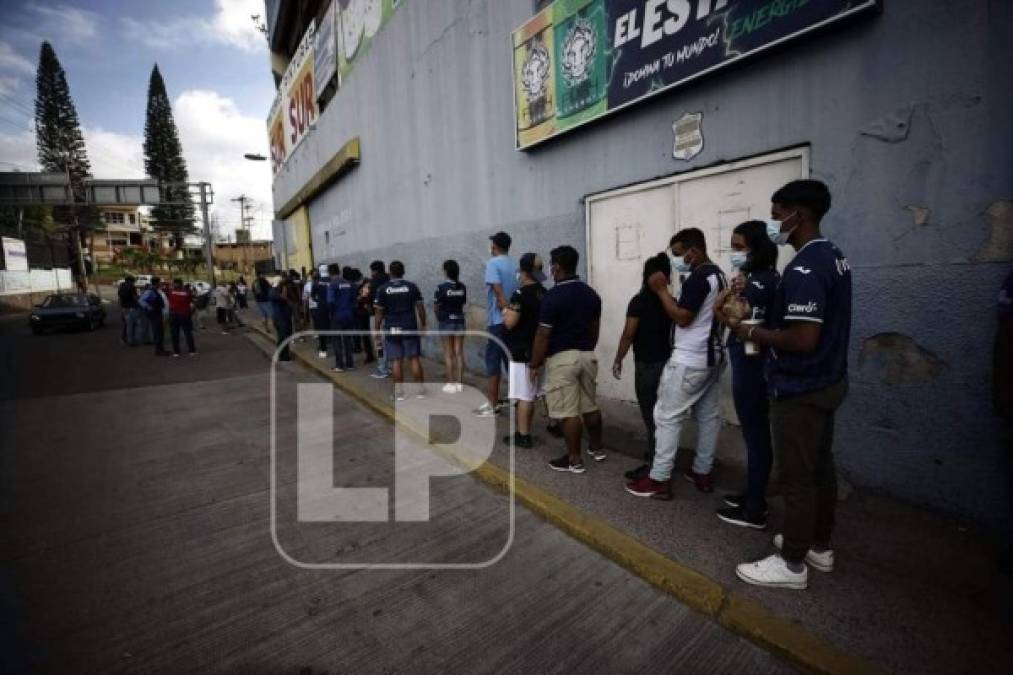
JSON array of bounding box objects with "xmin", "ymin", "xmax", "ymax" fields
[
  {"xmin": 539, "ymin": 277, "xmax": 602, "ymax": 356},
  {"xmin": 767, "ymin": 239, "xmax": 852, "ymax": 398},
  {"xmin": 485, "ymin": 255, "xmax": 518, "ymax": 326},
  {"xmin": 327, "ymin": 278, "xmax": 356, "ymax": 320},
  {"xmin": 728, "ymin": 269, "xmax": 779, "ymax": 347},
  {"xmin": 374, "ymin": 278, "xmax": 423, "ymax": 330},
  {"xmin": 434, "ymin": 280, "xmax": 467, "ymax": 322}
]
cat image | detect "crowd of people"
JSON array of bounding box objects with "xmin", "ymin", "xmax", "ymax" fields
[
  {"xmin": 116, "ymin": 179, "xmax": 851, "ymax": 590},
  {"xmin": 117, "ymin": 275, "xmax": 251, "ymax": 356}
]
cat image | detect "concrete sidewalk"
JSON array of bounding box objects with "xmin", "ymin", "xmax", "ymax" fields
[{"xmin": 249, "ymin": 325, "xmax": 1012, "ymax": 674}]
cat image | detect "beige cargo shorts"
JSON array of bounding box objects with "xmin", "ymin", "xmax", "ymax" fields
[{"xmin": 544, "ymin": 349, "xmax": 599, "ymax": 419}]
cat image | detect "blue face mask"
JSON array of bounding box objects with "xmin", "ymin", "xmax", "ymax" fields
[
  {"xmin": 729, "ymin": 251, "xmax": 748, "ymax": 269},
  {"xmin": 765, "ymin": 212, "xmax": 798, "ymax": 246},
  {"xmin": 671, "ymin": 253, "xmax": 691, "ymax": 274}
]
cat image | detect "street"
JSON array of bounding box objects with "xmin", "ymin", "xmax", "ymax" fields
[{"xmin": 0, "ymin": 305, "xmax": 793, "ymax": 674}]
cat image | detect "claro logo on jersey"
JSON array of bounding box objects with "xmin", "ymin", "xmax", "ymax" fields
[
  {"xmin": 385, "ymin": 286, "xmax": 410, "ymax": 295},
  {"xmin": 788, "ymin": 302, "xmax": 818, "ymax": 314}
]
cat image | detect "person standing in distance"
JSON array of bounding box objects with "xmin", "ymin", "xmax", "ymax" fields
[
  {"xmin": 306, "ymin": 269, "xmax": 331, "ymax": 358},
  {"xmin": 167, "ymin": 278, "xmax": 198, "ymax": 357},
  {"xmin": 474, "ymin": 232, "xmax": 519, "ymax": 417},
  {"xmin": 139, "ymin": 276, "xmax": 169, "ymax": 356},
  {"xmin": 367, "ymin": 261, "xmax": 392, "ymax": 379},
  {"xmin": 328, "ymin": 264, "xmax": 358, "ymax": 372},
  {"xmin": 725, "ymin": 179, "xmax": 851, "ymax": 591},
  {"xmin": 503, "ymin": 253, "xmax": 548, "ymax": 448},
  {"xmin": 374, "ymin": 260, "xmax": 427, "ymax": 401},
  {"xmin": 434, "ymin": 259, "xmax": 467, "ymax": 393},
  {"xmin": 529, "ymin": 245, "xmax": 605, "ymax": 473}
]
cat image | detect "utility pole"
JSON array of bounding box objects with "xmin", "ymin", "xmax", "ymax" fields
[{"xmin": 199, "ymin": 183, "xmax": 216, "ymax": 286}]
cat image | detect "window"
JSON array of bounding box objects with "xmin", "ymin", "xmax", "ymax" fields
[
  {"xmin": 103, "ymin": 212, "xmax": 125, "ymax": 224},
  {"xmin": 128, "ymin": 214, "xmax": 136, "ymax": 225},
  {"xmin": 108, "ymin": 238, "xmax": 128, "ymax": 247}
]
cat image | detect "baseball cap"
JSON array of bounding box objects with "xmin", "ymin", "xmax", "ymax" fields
[
  {"xmin": 519, "ymin": 252, "xmax": 546, "ymax": 282},
  {"xmin": 489, "ymin": 231, "xmax": 512, "ymax": 251}
]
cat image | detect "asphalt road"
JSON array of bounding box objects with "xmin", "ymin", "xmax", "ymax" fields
[{"xmin": 0, "ymin": 305, "xmax": 793, "ymax": 674}]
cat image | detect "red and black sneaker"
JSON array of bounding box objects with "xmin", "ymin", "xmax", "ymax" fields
[
  {"xmin": 683, "ymin": 469, "xmax": 714, "ymax": 493},
  {"xmin": 625, "ymin": 476, "xmax": 672, "ymax": 500}
]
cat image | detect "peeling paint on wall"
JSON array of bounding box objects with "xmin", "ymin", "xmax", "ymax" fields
[
  {"xmin": 859, "ymin": 104, "xmax": 914, "ymax": 143},
  {"xmin": 974, "ymin": 200, "xmax": 1013, "ymax": 262},
  {"xmin": 858, "ymin": 332, "xmax": 947, "ymax": 385},
  {"xmin": 904, "ymin": 204, "xmax": 931, "ymax": 226}
]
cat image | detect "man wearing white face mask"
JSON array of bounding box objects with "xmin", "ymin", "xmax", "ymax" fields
[
  {"xmin": 722, "ymin": 179, "xmax": 852, "ymax": 591},
  {"xmin": 626, "ymin": 228, "xmax": 727, "ymax": 500}
]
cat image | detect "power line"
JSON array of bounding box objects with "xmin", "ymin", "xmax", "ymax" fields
[{"xmin": 0, "ymin": 92, "xmax": 34, "ymax": 117}]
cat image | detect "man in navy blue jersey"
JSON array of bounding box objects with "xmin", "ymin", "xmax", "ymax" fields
[
  {"xmin": 374, "ymin": 260, "xmax": 427, "ymax": 401},
  {"xmin": 724, "ymin": 179, "xmax": 852, "ymax": 591}
]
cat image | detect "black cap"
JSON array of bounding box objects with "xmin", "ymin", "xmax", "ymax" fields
[
  {"xmin": 519, "ymin": 252, "xmax": 546, "ymax": 282},
  {"xmin": 489, "ymin": 231, "xmax": 511, "ymax": 251}
]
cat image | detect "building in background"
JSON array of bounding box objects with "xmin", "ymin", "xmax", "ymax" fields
[
  {"xmin": 263, "ymin": 0, "xmax": 1013, "ymax": 530},
  {"xmin": 213, "ymin": 240, "xmax": 274, "ymax": 277}
]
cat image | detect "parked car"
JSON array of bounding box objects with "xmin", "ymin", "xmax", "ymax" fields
[
  {"xmin": 29, "ymin": 293, "xmax": 106, "ymax": 334},
  {"xmin": 190, "ymin": 281, "xmax": 211, "ymax": 295}
]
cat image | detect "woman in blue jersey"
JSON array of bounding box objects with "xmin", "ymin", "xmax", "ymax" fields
[
  {"xmin": 715, "ymin": 220, "xmax": 779, "ymax": 530},
  {"xmin": 434, "ymin": 259, "xmax": 467, "ymax": 393}
]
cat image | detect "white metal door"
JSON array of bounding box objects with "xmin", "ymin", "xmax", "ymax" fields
[{"xmin": 587, "ymin": 148, "xmax": 809, "ymax": 413}]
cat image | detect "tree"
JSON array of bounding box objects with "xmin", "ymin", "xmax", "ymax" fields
[
  {"xmin": 34, "ymin": 41, "xmax": 98, "ymax": 283},
  {"xmin": 143, "ymin": 64, "xmax": 196, "ymax": 248}
]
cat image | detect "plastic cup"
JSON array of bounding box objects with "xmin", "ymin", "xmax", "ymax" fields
[{"xmin": 741, "ymin": 318, "xmax": 763, "ymax": 355}]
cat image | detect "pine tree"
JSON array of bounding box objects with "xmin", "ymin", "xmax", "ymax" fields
[
  {"xmin": 34, "ymin": 41, "xmax": 97, "ymax": 229},
  {"xmin": 143, "ymin": 64, "xmax": 196, "ymax": 248}
]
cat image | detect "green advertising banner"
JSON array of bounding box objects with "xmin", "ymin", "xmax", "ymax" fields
[
  {"xmin": 512, "ymin": 0, "xmax": 881, "ymax": 150},
  {"xmin": 338, "ymin": 0, "xmax": 406, "ymax": 82}
]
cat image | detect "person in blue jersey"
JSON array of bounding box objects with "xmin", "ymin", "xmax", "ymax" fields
[
  {"xmin": 327, "ymin": 264, "xmax": 358, "ymax": 372},
  {"xmin": 434, "ymin": 259, "xmax": 467, "ymax": 394},
  {"xmin": 374, "ymin": 260, "xmax": 427, "ymax": 401},
  {"xmin": 475, "ymin": 231, "xmax": 519, "ymax": 417},
  {"xmin": 723, "ymin": 180, "xmax": 852, "ymax": 591},
  {"xmin": 713, "ymin": 220, "xmax": 780, "ymax": 530},
  {"xmin": 306, "ymin": 269, "xmax": 331, "ymax": 358}
]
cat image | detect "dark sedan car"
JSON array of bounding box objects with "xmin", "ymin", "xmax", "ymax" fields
[{"xmin": 29, "ymin": 293, "xmax": 106, "ymax": 334}]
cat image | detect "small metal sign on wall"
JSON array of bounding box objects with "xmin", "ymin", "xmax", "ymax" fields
[{"xmin": 673, "ymin": 111, "xmax": 703, "ymax": 161}]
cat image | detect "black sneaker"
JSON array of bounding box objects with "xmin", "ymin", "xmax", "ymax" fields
[
  {"xmin": 624, "ymin": 464, "xmax": 650, "ymax": 481},
  {"xmin": 716, "ymin": 506, "xmax": 767, "ymax": 530},
  {"xmin": 502, "ymin": 432, "xmax": 533, "ymax": 449},
  {"xmin": 548, "ymin": 455, "xmax": 585, "ymax": 474}
]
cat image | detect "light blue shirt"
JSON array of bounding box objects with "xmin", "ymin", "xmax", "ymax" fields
[{"xmin": 485, "ymin": 254, "xmax": 518, "ymax": 326}]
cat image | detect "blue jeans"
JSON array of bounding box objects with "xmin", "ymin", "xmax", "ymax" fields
[
  {"xmin": 730, "ymin": 341, "xmax": 773, "ymax": 517},
  {"xmin": 124, "ymin": 307, "xmax": 143, "ymax": 345},
  {"xmin": 650, "ymin": 360, "xmax": 724, "ymax": 482},
  {"xmin": 331, "ymin": 315, "xmax": 355, "ymax": 369},
  {"xmin": 485, "ymin": 323, "xmax": 509, "ymax": 376}
]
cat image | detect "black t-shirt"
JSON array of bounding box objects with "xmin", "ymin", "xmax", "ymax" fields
[
  {"xmin": 434, "ymin": 280, "xmax": 467, "ymax": 322},
  {"xmin": 505, "ymin": 283, "xmax": 545, "ymax": 362},
  {"xmin": 538, "ymin": 277, "xmax": 602, "ymax": 356},
  {"xmin": 626, "ymin": 290, "xmax": 672, "ymax": 363},
  {"xmin": 374, "ymin": 278, "xmax": 423, "ymax": 330}
]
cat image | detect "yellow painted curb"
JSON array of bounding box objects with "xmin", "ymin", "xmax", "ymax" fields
[{"xmin": 249, "ymin": 326, "xmax": 883, "ymax": 675}]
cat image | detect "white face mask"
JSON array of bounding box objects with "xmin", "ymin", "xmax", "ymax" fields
[
  {"xmin": 515, "ymin": 272, "xmax": 522, "ymax": 282},
  {"xmin": 765, "ymin": 211, "xmax": 798, "ymax": 246},
  {"xmin": 671, "ymin": 251, "xmax": 691, "ymax": 274},
  {"xmin": 729, "ymin": 251, "xmax": 748, "ymax": 269}
]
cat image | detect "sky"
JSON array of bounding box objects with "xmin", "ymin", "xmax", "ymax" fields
[{"xmin": 0, "ymin": 0, "xmax": 277, "ymax": 240}]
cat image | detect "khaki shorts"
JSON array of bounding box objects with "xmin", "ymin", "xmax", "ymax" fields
[{"xmin": 544, "ymin": 350, "xmax": 599, "ymax": 419}]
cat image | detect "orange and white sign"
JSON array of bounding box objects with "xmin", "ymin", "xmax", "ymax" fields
[{"xmin": 268, "ymin": 20, "xmax": 317, "ymax": 175}]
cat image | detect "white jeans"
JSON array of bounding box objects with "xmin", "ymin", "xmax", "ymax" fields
[{"xmin": 650, "ymin": 360, "xmax": 724, "ymax": 482}]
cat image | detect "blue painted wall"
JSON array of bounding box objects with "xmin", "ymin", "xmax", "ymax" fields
[{"xmin": 271, "ymin": 0, "xmax": 1013, "ymax": 530}]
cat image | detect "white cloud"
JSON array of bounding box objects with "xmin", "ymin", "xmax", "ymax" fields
[
  {"xmin": 0, "ymin": 41, "xmax": 35, "ymax": 75},
  {"xmin": 27, "ymin": 3, "xmax": 99, "ymax": 43},
  {"xmin": 0, "ymin": 88, "xmax": 274, "ymax": 240},
  {"xmin": 121, "ymin": 0, "xmax": 266, "ymax": 53},
  {"xmin": 173, "ymin": 89, "xmax": 274, "ymax": 239},
  {"xmin": 0, "ymin": 76, "xmax": 22, "ymax": 97}
]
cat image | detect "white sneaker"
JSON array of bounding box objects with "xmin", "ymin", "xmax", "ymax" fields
[
  {"xmin": 317, "ymin": 351, "xmax": 327, "ymax": 359},
  {"xmin": 735, "ymin": 554, "xmax": 808, "ymax": 590},
  {"xmin": 454, "ymin": 383, "xmax": 464, "ymax": 393},
  {"xmin": 441, "ymin": 383, "xmax": 457, "ymax": 394},
  {"xmin": 585, "ymin": 445, "xmax": 607, "ymax": 462},
  {"xmin": 773, "ymin": 534, "xmax": 834, "ymax": 572},
  {"xmin": 472, "ymin": 403, "xmax": 498, "ymax": 417}
]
